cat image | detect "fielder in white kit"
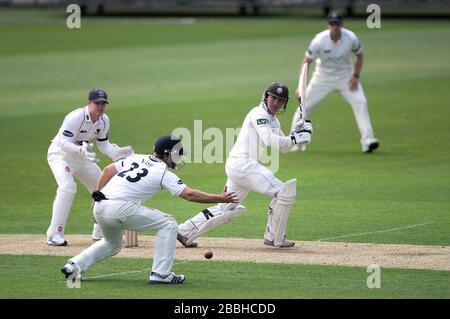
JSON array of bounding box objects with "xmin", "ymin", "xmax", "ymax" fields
[
  {"xmin": 61, "ymin": 135, "xmax": 238, "ymax": 284},
  {"xmin": 46, "ymin": 88, "xmax": 134, "ymax": 246},
  {"xmin": 177, "ymin": 82, "xmax": 312, "ymax": 248},
  {"xmin": 291, "ymin": 11, "xmax": 379, "ymax": 153}
]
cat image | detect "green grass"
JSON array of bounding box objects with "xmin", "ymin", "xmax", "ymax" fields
[
  {"xmin": 0, "ymin": 8, "xmax": 449, "ymax": 298},
  {"xmin": 0, "ymin": 255, "xmax": 448, "ymax": 299},
  {"xmin": 0, "ymin": 9, "xmax": 449, "ymax": 245}
]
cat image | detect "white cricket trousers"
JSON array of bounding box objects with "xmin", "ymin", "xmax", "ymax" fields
[
  {"xmin": 181, "ymin": 157, "xmax": 284, "ymax": 222},
  {"xmin": 177, "ymin": 157, "xmax": 288, "ymax": 242},
  {"xmin": 70, "ymin": 199, "xmax": 178, "ymax": 277},
  {"xmin": 47, "ymin": 151, "xmax": 101, "ymax": 238},
  {"xmin": 225, "ymin": 158, "xmax": 286, "ymax": 240},
  {"xmin": 291, "ymin": 71, "xmax": 375, "ymax": 145},
  {"xmin": 224, "ymin": 157, "xmax": 284, "ymax": 203}
]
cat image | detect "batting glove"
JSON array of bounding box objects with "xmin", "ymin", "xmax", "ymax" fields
[
  {"xmin": 295, "ymin": 120, "xmax": 313, "ymax": 136},
  {"xmin": 293, "ymin": 119, "xmax": 305, "ymax": 132},
  {"xmin": 291, "ymin": 131, "xmax": 311, "ymax": 145}
]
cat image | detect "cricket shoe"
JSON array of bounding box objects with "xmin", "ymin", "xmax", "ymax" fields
[
  {"xmin": 362, "ymin": 138, "xmax": 379, "ymax": 153},
  {"xmin": 148, "ymin": 272, "xmax": 185, "ymax": 284},
  {"xmin": 177, "ymin": 233, "xmax": 198, "ymax": 248},
  {"xmin": 61, "ymin": 261, "xmax": 81, "ymax": 281},
  {"xmin": 91, "ymin": 222, "xmax": 103, "ymax": 241},
  {"xmin": 264, "ymin": 238, "xmax": 295, "ymax": 248},
  {"xmin": 47, "ymin": 233, "xmax": 68, "ymax": 246}
]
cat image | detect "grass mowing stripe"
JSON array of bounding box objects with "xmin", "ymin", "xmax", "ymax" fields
[{"xmin": 1, "ymin": 255, "xmax": 449, "ymax": 298}]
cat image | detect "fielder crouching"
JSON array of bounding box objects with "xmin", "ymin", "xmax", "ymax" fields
[
  {"xmin": 178, "ymin": 82, "xmax": 312, "ymax": 248},
  {"xmin": 61, "ymin": 135, "xmax": 238, "ymax": 284}
]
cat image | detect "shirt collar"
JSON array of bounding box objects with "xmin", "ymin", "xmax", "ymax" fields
[
  {"xmin": 259, "ymin": 103, "xmax": 276, "ymax": 120},
  {"xmin": 83, "ymin": 106, "xmax": 92, "ymax": 122}
]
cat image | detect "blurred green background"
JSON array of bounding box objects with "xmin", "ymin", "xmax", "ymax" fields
[
  {"xmin": 0, "ymin": 6, "xmax": 449, "ymax": 299},
  {"xmin": 1, "ymin": 7, "xmax": 449, "ymax": 245}
]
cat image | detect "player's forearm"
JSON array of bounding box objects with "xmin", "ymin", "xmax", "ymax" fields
[
  {"xmin": 260, "ymin": 130, "xmax": 294, "ymax": 153},
  {"xmin": 354, "ymin": 53, "xmax": 363, "ymax": 77},
  {"xmin": 59, "ymin": 139, "xmax": 82, "ymax": 155},
  {"xmin": 97, "ymin": 140, "xmax": 119, "ymax": 158},
  {"xmin": 97, "ymin": 164, "xmax": 117, "ymax": 190},
  {"xmin": 273, "ymin": 128, "xmax": 295, "ymax": 153},
  {"xmin": 180, "ymin": 188, "xmax": 223, "ymax": 203}
]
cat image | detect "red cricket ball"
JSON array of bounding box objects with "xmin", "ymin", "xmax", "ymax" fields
[{"xmin": 204, "ymin": 250, "xmax": 213, "ymax": 259}]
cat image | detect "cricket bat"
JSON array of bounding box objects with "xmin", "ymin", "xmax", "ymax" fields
[{"xmin": 297, "ymin": 63, "xmax": 308, "ymax": 151}]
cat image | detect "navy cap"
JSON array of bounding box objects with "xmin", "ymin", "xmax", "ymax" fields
[
  {"xmin": 88, "ymin": 88, "xmax": 109, "ymax": 104},
  {"xmin": 326, "ymin": 11, "xmax": 343, "ymax": 25},
  {"xmin": 154, "ymin": 134, "xmax": 185, "ymax": 156}
]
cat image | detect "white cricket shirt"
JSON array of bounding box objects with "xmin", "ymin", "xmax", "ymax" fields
[
  {"xmin": 101, "ymin": 154, "xmax": 187, "ymax": 202},
  {"xmin": 228, "ymin": 103, "xmax": 293, "ymax": 162},
  {"xmin": 49, "ymin": 106, "xmax": 110, "ymax": 154},
  {"xmin": 306, "ymin": 28, "xmax": 363, "ymax": 77}
]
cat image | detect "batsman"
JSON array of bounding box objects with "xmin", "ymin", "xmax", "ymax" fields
[{"xmin": 178, "ymin": 82, "xmax": 312, "ymax": 248}]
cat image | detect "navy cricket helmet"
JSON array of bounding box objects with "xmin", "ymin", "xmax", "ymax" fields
[{"xmin": 153, "ymin": 135, "xmax": 186, "ymax": 169}]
